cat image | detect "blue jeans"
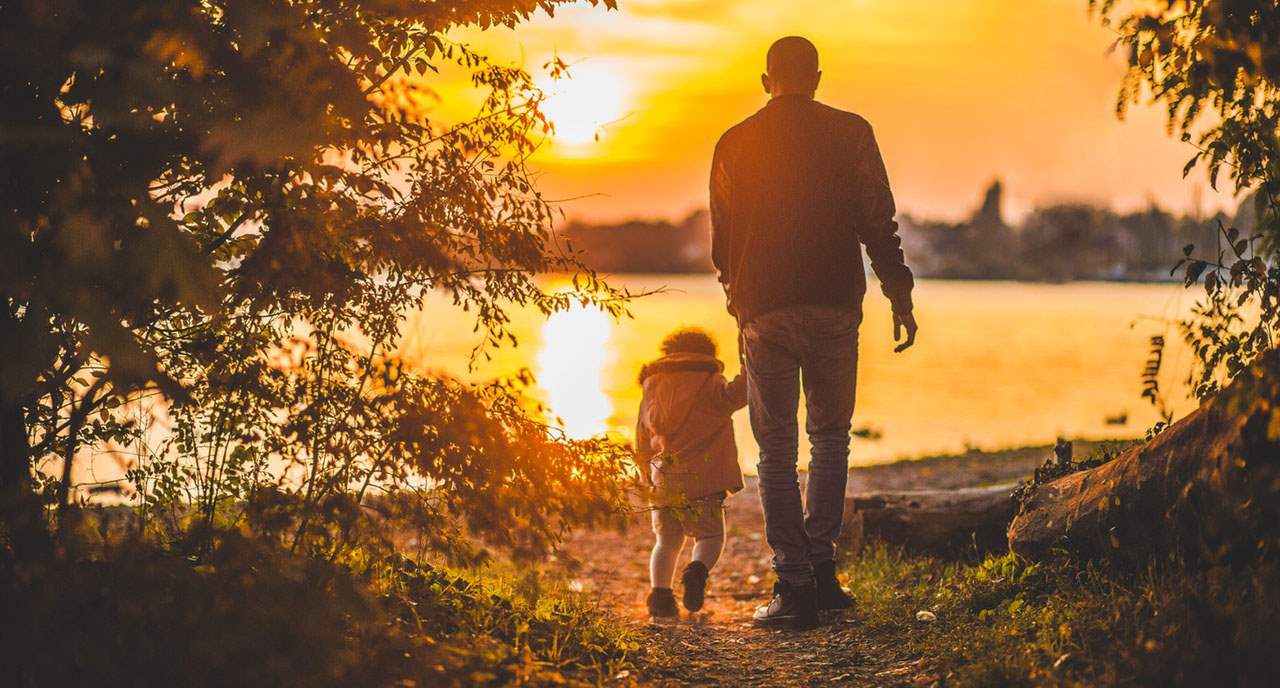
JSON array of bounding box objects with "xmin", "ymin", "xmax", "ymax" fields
[{"xmin": 743, "ymin": 305, "xmax": 858, "ymax": 585}]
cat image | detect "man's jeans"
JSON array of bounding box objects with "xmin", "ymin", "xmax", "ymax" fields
[{"xmin": 743, "ymin": 305, "xmax": 858, "ymax": 585}]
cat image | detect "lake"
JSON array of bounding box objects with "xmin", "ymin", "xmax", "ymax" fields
[{"xmin": 401, "ymin": 275, "xmax": 1199, "ymax": 469}]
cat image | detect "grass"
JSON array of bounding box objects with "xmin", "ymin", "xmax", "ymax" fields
[
  {"xmin": 841, "ymin": 545, "xmax": 1280, "ymax": 687},
  {"xmin": 0, "ymin": 526, "xmax": 640, "ymax": 688},
  {"xmin": 384, "ymin": 558, "xmax": 641, "ymax": 684}
]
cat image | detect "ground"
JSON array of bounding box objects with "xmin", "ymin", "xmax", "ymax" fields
[{"xmin": 561, "ymin": 445, "xmax": 1061, "ymax": 687}]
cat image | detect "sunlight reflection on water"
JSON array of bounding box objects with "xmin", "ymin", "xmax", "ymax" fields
[
  {"xmin": 536, "ymin": 302, "xmax": 614, "ymax": 438},
  {"xmin": 402, "ymin": 275, "xmax": 1199, "ymax": 469}
]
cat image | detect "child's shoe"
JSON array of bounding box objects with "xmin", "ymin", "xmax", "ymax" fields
[
  {"xmin": 647, "ymin": 587, "xmax": 679, "ymax": 621},
  {"xmin": 681, "ymin": 560, "xmax": 709, "ymax": 612}
]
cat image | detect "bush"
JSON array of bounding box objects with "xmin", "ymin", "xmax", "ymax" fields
[{"xmin": 0, "ymin": 529, "xmax": 637, "ymax": 688}]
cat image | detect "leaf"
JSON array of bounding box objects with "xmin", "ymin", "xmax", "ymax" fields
[{"xmin": 1185, "ymin": 260, "xmax": 1208, "ymax": 285}]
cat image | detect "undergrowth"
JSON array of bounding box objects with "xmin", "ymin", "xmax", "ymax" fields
[
  {"xmin": 0, "ymin": 525, "xmax": 638, "ymax": 688},
  {"xmin": 842, "ymin": 545, "xmax": 1280, "ymax": 687}
]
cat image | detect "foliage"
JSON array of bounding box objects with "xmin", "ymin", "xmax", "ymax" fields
[
  {"xmin": 0, "ymin": 0, "xmax": 640, "ymax": 560},
  {"xmin": 842, "ymin": 545, "xmax": 1280, "ymax": 687},
  {"xmin": 1011, "ymin": 440, "xmax": 1136, "ymax": 513},
  {"xmin": 1093, "ymin": 0, "xmax": 1280, "ymax": 398},
  {"xmin": 1173, "ymin": 221, "xmax": 1280, "ymax": 397},
  {"xmin": 0, "ymin": 527, "xmax": 638, "ymax": 687}
]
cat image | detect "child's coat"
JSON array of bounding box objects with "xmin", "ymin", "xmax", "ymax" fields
[{"xmin": 635, "ymin": 352, "xmax": 748, "ymax": 502}]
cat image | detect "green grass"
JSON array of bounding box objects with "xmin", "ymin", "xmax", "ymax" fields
[
  {"xmin": 382, "ymin": 558, "xmax": 640, "ymax": 684},
  {"xmin": 841, "ymin": 546, "xmax": 1280, "ymax": 687}
]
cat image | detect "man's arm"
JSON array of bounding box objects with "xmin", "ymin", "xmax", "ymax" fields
[
  {"xmin": 854, "ymin": 123, "xmax": 917, "ymax": 351},
  {"xmin": 709, "ymin": 137, "xmax": 734, "ymax": 310}
]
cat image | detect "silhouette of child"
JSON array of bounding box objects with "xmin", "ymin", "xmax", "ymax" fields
[{"xmin": 635, "ymin": 328, "xmax": 747, "ymax": 620}]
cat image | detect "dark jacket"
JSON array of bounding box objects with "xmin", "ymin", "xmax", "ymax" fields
[
  {"xmin": 710, "ymin": 95, "xmax": 914, "ymax": 323},
  {"xmin": 635, "ymin": 353, "xmax": 748, "ymax": 501}
]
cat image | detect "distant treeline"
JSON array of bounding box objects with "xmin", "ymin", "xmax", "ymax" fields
[
  {"xmin": 559, "ymin": 181, "xmax": 1258, "ymax": 282},
  {"xmin": 560, "ymin": 211, "xmax": 716, "ymax": 274}
]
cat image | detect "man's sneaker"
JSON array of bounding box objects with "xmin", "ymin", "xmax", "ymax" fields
[
  {"xmin": 681, "ymin": 560, "xmax": 710, "ymax": 612},
  {"xmin": 752, "ymin": 578, "xmax": 819, "ymax": 630},
  {"xmin": 647, "ymin": 587, "xmax": 679, "ymax": 621},
  {"xmin": 814, "ymin": 560, "xmax": 855, "ymax": 611}
]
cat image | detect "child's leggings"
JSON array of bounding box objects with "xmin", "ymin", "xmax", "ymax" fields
[{"xmin": 649, "ymin": 495, "xmax": 726, "ymax": 589}]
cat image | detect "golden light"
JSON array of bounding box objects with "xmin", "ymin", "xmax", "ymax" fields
[
  {"xmin": 535, "ymin": 62, "xmax": 628, "ymax": 149},
  {"xmin": 536, "ymin": 302, "xmax": 614, "ymax": 438}
]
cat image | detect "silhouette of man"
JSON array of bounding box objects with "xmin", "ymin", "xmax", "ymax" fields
[{"xmin": 710, "ymin": 36, "xmax": 917, "ymax": 629}]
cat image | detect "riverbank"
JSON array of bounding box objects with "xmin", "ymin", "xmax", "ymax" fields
[
  {"xmin": 560, "ymin": 440, "xmax": 1097, "ymax": 686},
  {"xmin": 14, "ymin": 438, "xmax": 1270, "ymax": 686},
  {"xmin": 561, "ymin": 437, "xmax": 1275, "ymax": 686}
]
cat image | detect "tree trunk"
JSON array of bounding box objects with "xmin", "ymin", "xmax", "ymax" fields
[
  {"xmin": 842, "ymin": 483, "xmax": 1018, "ymax": 554},
  {"xmin": 1008, "ymin": 349, "xmax": 1280, "ymax": 564},
  {"xmin": 0, "ymin": 399, "xmax": 30, "ymax": 498},
  {"xmin": 0, "ymin": 396, "xmax": 48, "ymax": 553}
]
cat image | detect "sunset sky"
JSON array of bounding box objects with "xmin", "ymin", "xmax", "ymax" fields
[{"xmin": 447, "ymin": 0, "xmax": 1235, "ymax": 224}]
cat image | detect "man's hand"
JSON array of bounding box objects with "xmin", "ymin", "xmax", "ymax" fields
[{"xmin": 893, "ymin": 311, "xmax": 918, "ymax": 353}]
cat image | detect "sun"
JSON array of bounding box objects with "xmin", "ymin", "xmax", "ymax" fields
[{"xmin": 535, "ymin": 62, "xmax": 627, "ymax": 149}]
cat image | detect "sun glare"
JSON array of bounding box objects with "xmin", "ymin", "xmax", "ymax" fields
[
  {"xmin": 536, "ymin": 302, "xmax": 614, "ymax": 438},
  {"xmin": 535, "ymin": 62, "xmax": 627, "ymax": 149}
]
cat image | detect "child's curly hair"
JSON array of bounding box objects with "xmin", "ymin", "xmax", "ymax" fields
[{"xmin": 660, "ymin": 327, "xmax": 717, "ymax": 357}]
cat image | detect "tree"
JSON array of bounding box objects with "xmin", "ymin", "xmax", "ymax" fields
[
  {"xmin": 1094, "ymin": 0, "xmax": 1280, "ymax": 397},
  {"xmin": 0, "ymin": 0, "xmax": 632, "ymax": 558}
]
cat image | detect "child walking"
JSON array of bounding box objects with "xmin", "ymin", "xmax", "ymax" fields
[{"xmin": 635, "ymin": 328, "xmax": 748, "ymax": 620}]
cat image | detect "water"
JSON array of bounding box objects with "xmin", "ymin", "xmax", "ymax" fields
[{"xmin": 402, "ymin": 276, "xmax": 1198, "ymax": 469}]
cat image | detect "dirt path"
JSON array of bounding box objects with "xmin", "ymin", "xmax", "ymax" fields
[{"xmin": 561, "ymin": 448, "xmax": 1046, "ymax": 687}]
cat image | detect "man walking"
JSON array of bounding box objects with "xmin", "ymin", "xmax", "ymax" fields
[{"xmin": 710, "ymin": 36, "xmax": 917, "ymax": 630}]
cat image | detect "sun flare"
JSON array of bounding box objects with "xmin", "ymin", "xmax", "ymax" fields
[
  {"xmin": 536, "ymin": 302, "xmax": 614, "ymax": 438},
  {"xmin": 535, "ymin": 62, "xmax": 627, "ymax": 149}
]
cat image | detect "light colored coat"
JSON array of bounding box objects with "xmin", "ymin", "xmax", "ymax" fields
[{"xmin": 635, "ymin": 352, "xmax": 748, "ymax": 502}]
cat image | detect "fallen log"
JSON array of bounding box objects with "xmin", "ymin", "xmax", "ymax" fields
[
  {"xmin": 842, "ymin": 483, "xmax": 1018, "ymax": 554},
  {"xmin": 1008, "ymin": 349, "xmax": 1280, "ymax": 564}
]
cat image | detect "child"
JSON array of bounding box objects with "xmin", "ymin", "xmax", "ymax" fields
[{"xmin": 635, "ymin": 328, "xmax": 748, "ymax": 620}]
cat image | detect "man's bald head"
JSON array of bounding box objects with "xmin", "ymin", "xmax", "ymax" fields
[{"xmin": 763, "ymin": 36, "xmax": 821, "ymax": 97}]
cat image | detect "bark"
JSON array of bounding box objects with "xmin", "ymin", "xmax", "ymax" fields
[
  {"xmin": 842, "ymin": 483, "xmax": 1018, "ymax": 554},
  {"xmin": 0, "ymin": 398, "xmax": 30, "ymax": 498},
  {"xmin": 1008, "ymin": 349, "xmax": 1280, "ymax": 564},
  {"xmin": 0, "ymin": 396, "xmax": 48, "ymax": 554}
]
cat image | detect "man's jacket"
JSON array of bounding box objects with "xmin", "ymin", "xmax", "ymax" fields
[{"xmin": 710, "ymin": 94, "xmax": 914, "ymax": 323}]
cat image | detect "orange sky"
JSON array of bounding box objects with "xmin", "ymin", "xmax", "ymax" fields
[{"xmin": 447, "ymin": 0, "xmax": 1235, "ymax": 224}]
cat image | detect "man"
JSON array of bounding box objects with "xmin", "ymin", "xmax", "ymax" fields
[{"xmin": 710, "ymin": 36, "xmax": 917, "ymax": 630}]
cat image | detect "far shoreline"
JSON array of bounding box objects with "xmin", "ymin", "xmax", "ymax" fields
[{"xmin": 552, "ymin": 270, "xmax": 1186, "ymax": 286}]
